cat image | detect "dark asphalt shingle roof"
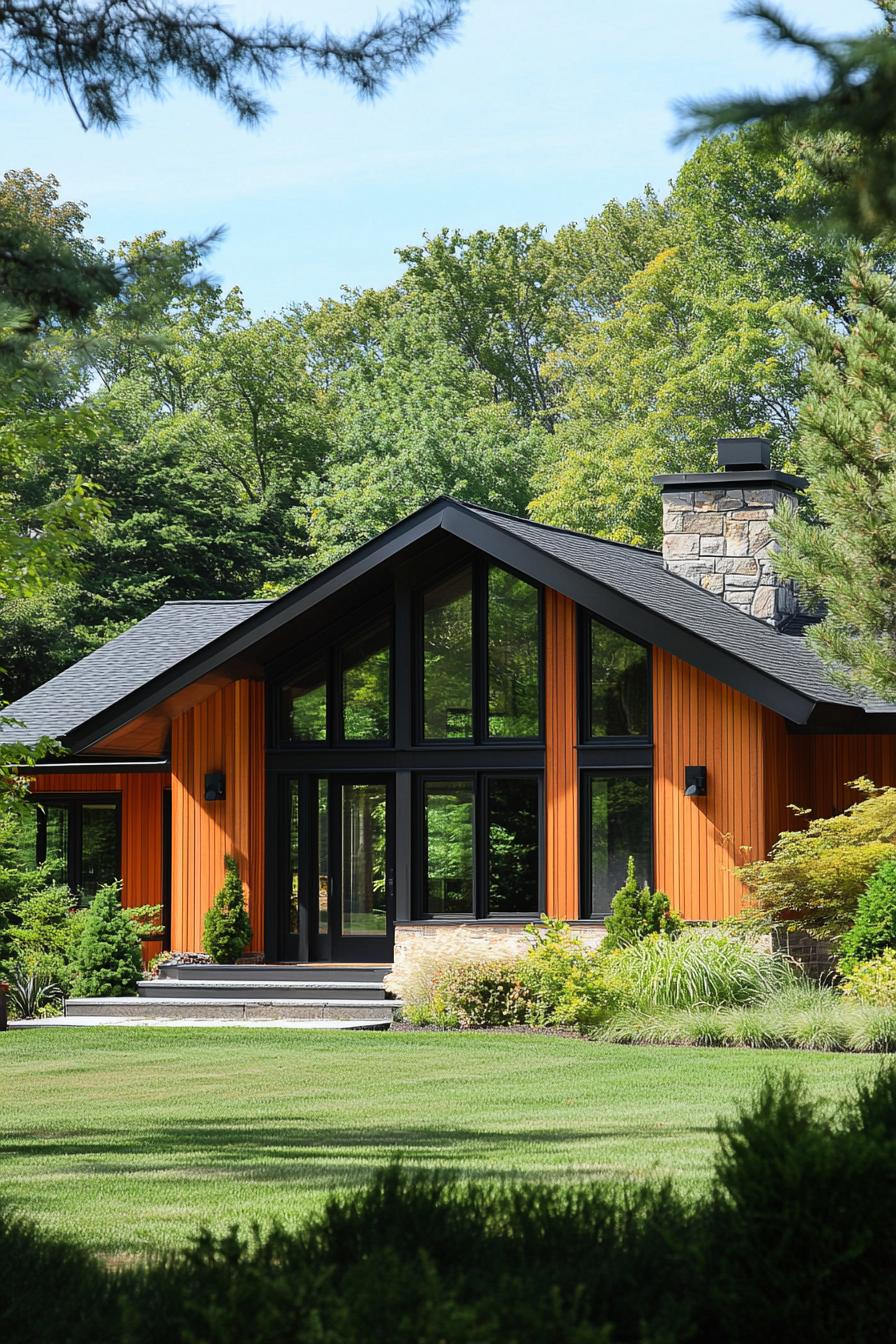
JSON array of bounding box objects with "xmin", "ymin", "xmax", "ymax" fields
[
  {"xmin": 461, "ymin": 503, "xmax": 896, "ymax": 713},
  {"xmin": 0, "ymin": 601, "xmax": 270, "ymax": 747}
]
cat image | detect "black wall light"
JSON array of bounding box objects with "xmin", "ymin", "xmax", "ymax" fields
[
  {"xmin": 684, "ymin": 765, "xmax": 707, "ymax": 798},
  {"xmin": 204, "ymin": 771, "xmax": 226, "ymax": 802}
]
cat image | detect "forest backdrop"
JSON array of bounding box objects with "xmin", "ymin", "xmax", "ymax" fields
[{"xmin": 0, "ymin": 126, "xmax": 855, "ymax": 701}]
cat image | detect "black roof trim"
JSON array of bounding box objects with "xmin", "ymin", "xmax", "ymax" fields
[
  {"xmin": 66, "ymin": 503, "xmax": 457, "ymax": 751},
  {"xmin": 59, "ymin": 497, "xmax": 850, "ymax": 749}
]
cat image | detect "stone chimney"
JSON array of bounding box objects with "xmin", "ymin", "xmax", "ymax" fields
[{"xmin": 653, "ymin": 438, "xmax": 806, "ymax": 627}]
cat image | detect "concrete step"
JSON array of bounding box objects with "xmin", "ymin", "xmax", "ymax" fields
[
  {"xmin": 156, "ymin": 963, "xmax": 391, "ymax": 986},
  {"xmin": 138, "ymin": 980, "xmax": 388, "ymax": 1002},
  {"xmin": 66, "ymin": 996, "xmax": 400, "ymax": 1023}
]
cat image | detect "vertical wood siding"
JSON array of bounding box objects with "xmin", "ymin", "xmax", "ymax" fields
[
  {"xmin": 652, "ymin": 649, "xmax": 768, "ymax": 921},
  {"xmin": 169, "ymin": 679, "xmax": 265, "ymax": 953},
  {"xmin": 803, "ymin": 735, "xmax": 896, "ymax": 817},
  {"xmin": 22, "ymin": 770, "xmax": 168, "ymax": 961},
  {"xmin": 544, "ymin": 590, "xmax": 579, "ymax": 919}
]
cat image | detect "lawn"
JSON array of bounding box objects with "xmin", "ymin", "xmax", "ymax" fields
[{"xmin": 0, "ymin": 1027, "xmax": 876, "ymax": 1255}]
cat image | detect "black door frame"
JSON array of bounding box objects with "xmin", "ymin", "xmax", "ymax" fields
[{"xmin": 275, "ymin": 772, "xmax": 395, "ymax": 963}]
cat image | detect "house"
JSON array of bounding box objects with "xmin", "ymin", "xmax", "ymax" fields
[{"xmin": 4, "ymin": 437, "xmax": 896, "ymax": 970}]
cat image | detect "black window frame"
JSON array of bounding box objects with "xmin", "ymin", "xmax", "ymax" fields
[
  {"xmin": 578, "ymin": 608, "xmax": 652, "ymax": 746},
  {"xmin": 277, "ymin": 612, "xmax": 396, "ymax": 750},
  {"xmin": 413, "ymin": 770, "xmax": 544, "ymax": 920},
  {"xmin": 579, "ymin": 768, "xmax": 654, "ymax": 920},
  {"xmin": 415, "ymin": 558, "xmax": 544, "ymax": 748},
  {"xmin": 29, "ymin": 793, "xmax": 122, "ymax": 906}
]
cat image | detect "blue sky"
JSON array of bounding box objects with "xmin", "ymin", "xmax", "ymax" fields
[{"xmin": 3, "ymin": 0, "xmax": 875, "ymax": 314}]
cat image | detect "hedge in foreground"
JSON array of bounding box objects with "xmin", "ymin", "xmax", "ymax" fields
[{"xmin": 5, "ymin": 1068, "xmax": 896, "ymax": 1343}]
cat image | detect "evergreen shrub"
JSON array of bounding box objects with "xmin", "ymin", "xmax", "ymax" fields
[
  {"xmin": 839, "ymin": 858, "xmax": 896, "ymax": 974},
  {"xmin": 602, "ymin": 855, "xmax": 683, "ymax": 948},
  {"xmin": 521, "ymin": 917, "xmax": 623, "ymax": 1027},
  {"xmin": 73, "ymin": 883, "xmax": 143, "ymax": 997},
  {"xmin": 203, "ymin": 855, "xmax": 251, "ymax": 963}
]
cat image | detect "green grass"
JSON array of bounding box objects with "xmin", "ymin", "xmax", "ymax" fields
[{"xmin": 0, "ymin": 1027, "xmax": 876, "ymax": 1255}]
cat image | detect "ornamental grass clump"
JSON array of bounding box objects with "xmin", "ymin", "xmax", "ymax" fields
[
  {"xmin": 608, "ymin": 927, "xmax": 794, "ymax": 1010},
  {"xmin": 202, "ymin": 855, "xmax": 251, "ymax": 963}
]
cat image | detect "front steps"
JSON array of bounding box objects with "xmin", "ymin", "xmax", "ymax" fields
[{"xmin": 64, "ymin": 962, "xmax": 400, "ymax": 1026}]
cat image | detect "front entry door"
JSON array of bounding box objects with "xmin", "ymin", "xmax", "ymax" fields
[{"xmin": 284, "ymin": 775, "xmax": 395, "ymax": 963}]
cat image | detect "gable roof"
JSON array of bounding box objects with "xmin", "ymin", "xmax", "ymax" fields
[
  {"xmin": 3, "ymin": 497, "xmax": 894, "ymax": 752},
  {"xmin": 0, "ymin": 601, "xmax": 269, "ymax": 749}
]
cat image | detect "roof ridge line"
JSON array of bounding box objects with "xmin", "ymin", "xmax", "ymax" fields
[{"xmin": 454, "ymin": 499, "xmax": 662, "ymax": 557}]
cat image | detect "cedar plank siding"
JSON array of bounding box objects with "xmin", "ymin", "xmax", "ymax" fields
[
  {"xmin": 25, "ymin": 770, "xmax": 168, "ymax": 962},
  {"xmin": 169, "ymin": 679, "xmax": 265, "ymax": 953},
  {"xmin": 652, "ymin": 649, "xmax": 767, "ymax": 921},
  {"xmin": 544, "ymin": 590, "xmax": 579, "ymax": 920},
  {"xmin": 764, "ymin": 728, "xmax": 896, "ymax": 846}
]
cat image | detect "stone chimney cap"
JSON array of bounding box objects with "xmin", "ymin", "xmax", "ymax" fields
[
  {"xmin": 716, "ymin": 437, "xmax": 771, "ymax": 471},
  {"xmin": 652, "ymin": 468, "xmax": 807, "ymax": 492}
]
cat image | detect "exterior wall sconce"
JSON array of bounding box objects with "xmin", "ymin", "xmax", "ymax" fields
[
  {"xmin": 204, "ymin": 771, "xmax": 226, "ymax": 802},
  {"xmin": 684, "ymin": 765, "xmax": 707, "ymax": 798}
]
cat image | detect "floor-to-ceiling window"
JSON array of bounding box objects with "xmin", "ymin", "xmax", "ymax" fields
[
  {"xmin": 580, "ymin": 613, "xmax": 653, "ymax": 916},
  {"xmin": 273, "ymin": 558, "xmax": 545, "ymax": 958}
]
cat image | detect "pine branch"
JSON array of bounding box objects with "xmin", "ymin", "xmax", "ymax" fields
[{"xmin": 0, "ymin": 0, "xmax": 464, "ymax": 130}]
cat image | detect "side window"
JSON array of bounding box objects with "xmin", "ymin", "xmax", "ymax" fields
[
  {"xmin": 586, "ymin": 772, "xmax": 652, "ymax": 916},
  {"xmin": 588, "ymin": 619, "xmax": 649, "ymax": 739},
  {"xmin": 21, "ymin": 797, "xmax": 121, "ymax": 907}
]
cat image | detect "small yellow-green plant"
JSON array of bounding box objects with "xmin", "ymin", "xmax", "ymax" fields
[{"xmin": 842, "ymin": 947, "xmax": 896, "ymax": 1006}]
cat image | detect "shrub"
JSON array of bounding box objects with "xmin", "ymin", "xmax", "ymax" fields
[
  {"xmin": 607, "ymin": 927, "xmax": 795, "ymax": 1009},
  {"xmin": 521, "ymin": 917, "xmax": 623, "ymax": 1028},
  {"xmin": 435, "ymin": 961, "xmax": 531, "ymax": 1028},
  {"xmin": 841, "ymin": 947, "xmax": 896, "ymax": 1005},
  {"xmin": 839, "ymin": 858, "xmax": 896, "ymax": 975},
  {"xmin": 4, "ymin": 883, "xmax": 82, "ymax": 993},
  {"xmin": 738, "ymin": 778, "xmax": 896, "ymax": 939},
  {"xmin": 602, "ymin": 856, "xmax": 683, "ymax": 949},
  {"xmin": 73, "ymin": 883, "xmax": 143, "ymax": 997},
  {"xmin": 202, "ymin": 855, "xmax": 251, "ymax": 963},
  {"xmin": 384, "ymin": 927, "xmax": 517, "ymax": 1020},
  {"xmin": 8, "ymin": 1072, "xmax": 896, "ymax": 1342}
]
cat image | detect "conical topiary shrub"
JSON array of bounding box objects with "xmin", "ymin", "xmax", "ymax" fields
[
  {"xmin": 203, "ymin": 855, "xmax": 252, "ymax": 963},
  {"xmin": 74, "ymin": 882, "xmax": 143, "ymax": 997},
  {"xmin": 602, "ymin": 856, "xmax": 683, "ymax": 949}
]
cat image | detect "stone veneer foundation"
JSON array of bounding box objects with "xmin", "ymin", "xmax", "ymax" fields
[{"xmin": 391, "ymin": 920, "xmax": 607, "ymax": 973}]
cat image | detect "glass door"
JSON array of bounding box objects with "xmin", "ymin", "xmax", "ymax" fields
[
  {"xmin": 282, "ymin": 775, "xmax": 395, "ymax": 963},
  {"xmin": 331, "ymin": 777, "xmax": 394, "ymax": 962}
]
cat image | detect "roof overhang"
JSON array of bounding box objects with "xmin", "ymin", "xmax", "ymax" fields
[{"xmin": 62, "ymin": 499, "xmax": 872, "ymax": 748}]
